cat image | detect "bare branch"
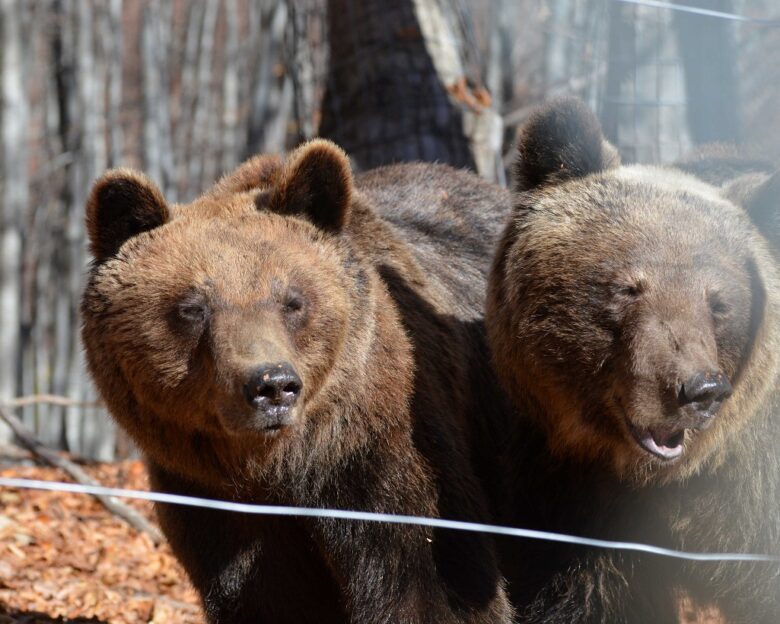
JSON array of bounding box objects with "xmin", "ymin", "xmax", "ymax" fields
[
  {"xmin": 2, "ymin": 394, "xmax": 102, "ymax": 409},
  {"xmin": 0, "ymin": 404, "xmax": 164, "ymax": 545}
]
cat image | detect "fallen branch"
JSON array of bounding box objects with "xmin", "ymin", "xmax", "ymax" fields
[
  {"xmin": 0, "ymin": 405, "xmax": 164, "ymax": 545},
  {"xmin": 0, "ymin": 442, "xmax": 34, "ymax": 462}
]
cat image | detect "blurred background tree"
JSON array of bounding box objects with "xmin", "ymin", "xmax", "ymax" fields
[{"xmin": 0, "ymin": 0, "xmax": 777, "ymax": 459}]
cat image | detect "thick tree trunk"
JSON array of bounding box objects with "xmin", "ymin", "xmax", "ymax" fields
[{"xmin": 319, "ymin": 0, "xmax": 502, "ymax": 181}]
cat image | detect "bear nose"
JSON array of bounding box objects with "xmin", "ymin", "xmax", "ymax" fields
[
  {"xmin": 243, "ymin": 363, "xmax": 302, "ymax": 409},
  {"xmin": 678, "ymin": 370, "xmax": 732, "ymax": 420}
]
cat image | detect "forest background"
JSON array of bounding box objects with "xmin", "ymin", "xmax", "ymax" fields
[{"xmin": 1, "ymin": 0, "xmax": 778, "ymax": 460}]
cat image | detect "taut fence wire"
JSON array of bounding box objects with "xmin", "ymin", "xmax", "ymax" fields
[{"xmin": 1, "ymin": 477, "xmax": 779, "ymax": 564}]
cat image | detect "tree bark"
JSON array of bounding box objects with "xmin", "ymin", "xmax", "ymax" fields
[
  {"xmin": 319, "ymin": 0, "xmax": 502, "ymax": 179},
  {"xmin": 245, "ymin": 0, "xmax": 291, "ymax": 158}
]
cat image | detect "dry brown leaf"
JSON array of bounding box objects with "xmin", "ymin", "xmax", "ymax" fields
[{"xmin": 0, "ymin": 460, "xmax": 202, "ymax": 624}]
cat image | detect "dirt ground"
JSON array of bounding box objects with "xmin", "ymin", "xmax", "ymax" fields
[{"xmin": 0, "ymin": 455, "xmax": 202, "ymax": 624}]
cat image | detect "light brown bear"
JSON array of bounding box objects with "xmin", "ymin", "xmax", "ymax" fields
[
  {"xmin": 81, "ymin": 141, "xmax": 515, "ymax": 624},
  {"xmin": 486, "ymin": 99, "xmax": 780, "ymax": 623}
]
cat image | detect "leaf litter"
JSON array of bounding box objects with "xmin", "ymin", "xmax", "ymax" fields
[{"xmin": 0, "ymin": 459, "xmax": 202, "ymax": 624}]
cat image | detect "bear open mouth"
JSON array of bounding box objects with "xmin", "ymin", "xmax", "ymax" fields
[{"xmin": 627, "ymin": 423, "xmax": 685, "ymax": 461}]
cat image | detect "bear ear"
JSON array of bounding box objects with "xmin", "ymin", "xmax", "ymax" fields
[
  {"xmin": 268, "ymin": 139, "xmax": 353, "ymax": 233},
  {"xmin": 86, "ymin": 169, "xmax": 169, "ymax": 261},
  {"xmin": 515, "ymin": 97, "xmax": 620, "ymax": 192},
  {"xmin": 208, "ymin": 154, "xmax": 284, "ymax": 197},
  {"xmin": 744, "ymin": 170, "xmax": 780, "ymax": 242}
]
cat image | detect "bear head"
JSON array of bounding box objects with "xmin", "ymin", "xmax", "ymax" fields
[
  {"xmin": 82, "ymin": 141, "xmax": 381, "ymax": 479},
  {"xmin": 487, "ymin": 98, "xmax": 780, "ymax": 484}
]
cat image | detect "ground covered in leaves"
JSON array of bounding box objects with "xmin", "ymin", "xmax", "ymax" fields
[
  {"xmin": 0, "ymin": 450, "xmax": 727, "ymax": 624},
  {"xmin": 0, "ymin": 454, "xmax": 202, "ymax": 624}
]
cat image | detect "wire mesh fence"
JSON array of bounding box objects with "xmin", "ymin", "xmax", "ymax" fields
[{"xmin": 0, "ymin": 0, "xmax": 778, "ymax": 459}]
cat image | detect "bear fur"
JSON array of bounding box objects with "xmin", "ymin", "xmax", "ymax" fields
[
  {"xmin": 81, "ymin": 140, "xmax": 514, "ymax": 624},
  {"xmin": 486, "ymin": 99, "xmax": 780, "ymax": 623}
]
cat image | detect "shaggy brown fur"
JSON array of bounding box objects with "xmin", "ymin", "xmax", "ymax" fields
[
  {"xmin": 81, "ymin": 140, "xmax": 514, "ymax": 624},
  {"xmin": 486, "ymin": 98, "xmax": 780, "ymax": 623}
]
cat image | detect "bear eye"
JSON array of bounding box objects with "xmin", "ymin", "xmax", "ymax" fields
[
  {"xmin": 286, "ymin": 297, "xmax": 302, "ymax": 312},
  {"xmin": 175, "ymin": 296, "xmax": 209, "ymax": 325},
  {"xmin": 282, "ymin": 290, "xmax": 306, "ymax": 316},
  {"xmin": 613, "ymin": 282, "xmax": 643, "ymax": 299},
  {"xmin": 282, "ymin": 292, "xmax": 307, "ymax": 332},
  {"xmin": 283, "ymin": 294, "xmax": 304, "ymax": 315},
  {"xmin": 708, "ymin": 292, "xmax": 730, "ymax": 317}
]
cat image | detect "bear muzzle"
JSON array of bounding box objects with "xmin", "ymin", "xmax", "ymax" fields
[
  {"xmin": 243, "ymin": 362, "xmax": 303, "ymax": 431},
  {"xmin": 677, "ymin": 370, "xmax": 733, "ymax": 426},
  {"xmin": 626, "ymin": 369, "xmax": 733, "ymax": 462}
]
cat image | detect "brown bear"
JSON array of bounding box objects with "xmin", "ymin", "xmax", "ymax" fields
[
  {"xmin": 485, "ymin": 99, "xmax": 780, "ymax": 623},
  {"xmin": 81, "ymin": 140, "xmax": 515, "ymax": 624},
  {"xmin": 676, "ymin": 144, "xmax": 780, "ymax": 257}
]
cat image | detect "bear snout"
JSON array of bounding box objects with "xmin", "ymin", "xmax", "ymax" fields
[
  {"xmin": 243, "ymin": 362, "xmax": 303, "ymax": 429},
  {"xmin": 677, "ymin": 370, "xmax": 733, "ymax": 427}
]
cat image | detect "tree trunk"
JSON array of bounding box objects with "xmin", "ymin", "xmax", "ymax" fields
[
  {"xmin": 0, "ymin": 0, "xmax": 27, "ymax": 442},
  {"xmin": 245, "ymin": 0, "xmax": 291, "ymax": 158},
  {"xmin": 318, "ymin": 0, "xmax": 502, "ymax": 181},
  {"xmin": 601, "ymin": 0, "xmax": 635, "ymax": 152},
  {"xmin": 673, "ymin": 0, "xmax": 740, "ymax": 145}
]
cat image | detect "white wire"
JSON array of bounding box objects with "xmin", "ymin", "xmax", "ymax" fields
[
  {"xmin": 1, "ymin": 477, "xmax": 778, "ymax": 563},
  {"xmin": 617, "ymin": 0, "xmax": 780, "ymax": 27}
]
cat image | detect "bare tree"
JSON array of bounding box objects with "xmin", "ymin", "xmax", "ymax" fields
[{"xmin": 0, "ymin": 0, "xmax": 28, "ymax": 442}]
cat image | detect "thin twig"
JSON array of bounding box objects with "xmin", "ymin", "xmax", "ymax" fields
[
  {"xmin": 0, "ymin": 405, "xmax": 163, "ymax": 544},
  {"xmin": 0, "ymin": 442, "xmax": 34, "ymax": 461},
  {"xmin": 2, "ymin": 394, "xmax": 102, "ymax": 409}
]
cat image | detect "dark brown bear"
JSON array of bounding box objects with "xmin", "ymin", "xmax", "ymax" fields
[
  {"xmin": 486, "ymin": 99, "xmax": 780, "ymax": 623},
  {"xmin": 81, "ymin": 140, "xmax": 515, "ymax": 624}
]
